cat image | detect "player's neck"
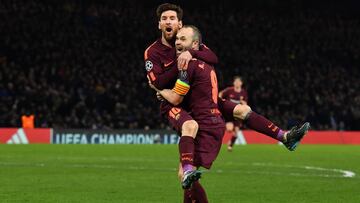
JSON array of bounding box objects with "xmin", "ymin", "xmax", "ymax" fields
[{"xmin": 161, "ymin": 37, "xmax": 174, "ymax": 48}]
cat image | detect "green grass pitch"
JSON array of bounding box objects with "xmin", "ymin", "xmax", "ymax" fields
[{"xmin": 0, "ymin": 144, "xmax": 359, "ymax": 203}]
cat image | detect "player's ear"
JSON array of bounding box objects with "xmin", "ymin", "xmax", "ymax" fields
[
  {"xmin": 192, "ymin": 40, "xmax": 200, "ymax": 50},
  {"xmin": 179, "ymin": 20, "xmax": 183, "ymax": 28},
  {"xmin": 158, "ymin": 21, "xmax": 161, "ymax": 30}
]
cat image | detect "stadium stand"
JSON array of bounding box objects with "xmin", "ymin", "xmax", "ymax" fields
[{"xmin": 0, "ymin": 0, "xmax": 359, "ymax": 130}]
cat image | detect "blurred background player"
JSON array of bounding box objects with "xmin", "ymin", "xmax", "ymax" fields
[{"xmin": 219, "ymin": 76, "xmax": 248, "ymax": 151}]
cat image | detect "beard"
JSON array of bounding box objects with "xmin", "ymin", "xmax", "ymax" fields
[{"xmin": 164, "ymin": 31, "xmax": 176, "ymax": 45}]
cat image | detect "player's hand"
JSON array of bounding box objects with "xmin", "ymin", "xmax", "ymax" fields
[
  {"xmin": 156, "ymin": 92, "xmax": 164, "ymax": 101},
  {"xmin": 177, "ymin": 51, "xmax": 192, "ymax": 70},
  {"xmin": 149, "ymin": 82, "xmax": 160, "ymax": 92},
  {"xmin": 147, "ymin": 75, "xmax": 159, "ymax": 91}
]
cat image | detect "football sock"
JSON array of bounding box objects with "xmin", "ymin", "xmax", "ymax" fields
[
  {"xmin": 277, "ymin": 129, "xmax": 286, "ymax": 142},
  {"xmin": 191, "ymin": 181, "xmax": 209, "ymax": 203},
  {"xmin": 179, "ymin": 136, "xmax": 195, "ymax": 173},
  {"xmin": 244, "ymin": 111, "xmax": 284, "ymax": 141},
  {"xmin": 183, "ymin": 189, "xmax": 192, "ymax": 203}
]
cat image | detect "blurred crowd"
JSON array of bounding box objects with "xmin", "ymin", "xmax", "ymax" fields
[{"xmin": 0, "ymin": 0, "xmax": 359, "ymax": 130}]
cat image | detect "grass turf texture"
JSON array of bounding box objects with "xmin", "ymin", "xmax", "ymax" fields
[{"xmin": 0, "ymin": 144, "xmax": 359, "ymax": 203}]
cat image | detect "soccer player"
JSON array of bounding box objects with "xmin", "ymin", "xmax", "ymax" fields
[
  {"xmin": 219, "ymin": 76, "xmax": 248, "ymax": 151},
  {"xmin": 150, "ymin": 25, "xmax": 225, "ymax": 203},
  {"xmin": 144, "ymin": 2, "xmax": 218, "ymax": 167}
]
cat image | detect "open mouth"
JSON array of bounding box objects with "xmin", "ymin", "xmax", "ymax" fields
[
  {"xmin": 165, "ymin": 27, "xmax": 172, "ymax": 32},
  {"xmin": 176, "ymin": 47, "xmax": 183, "ymax": 52}
]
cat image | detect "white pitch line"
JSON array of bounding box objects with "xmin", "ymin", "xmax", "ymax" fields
[
  {"xmin": 231, "ymin": 162, "xmax": 356, "ymax": 178},
  {"xmin": 0, "ymin": 161, "xmax": 356, "ymax": 179},
  {"xmin": 304, "ymin": 165, "xmax": 356, "ymax": 178}
]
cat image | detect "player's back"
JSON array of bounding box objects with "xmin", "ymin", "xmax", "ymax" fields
[{"xmin": 182, "ymin": 59, "xmax": 224, "ymax": 128}]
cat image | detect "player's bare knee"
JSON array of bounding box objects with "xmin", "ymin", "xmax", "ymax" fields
[
  {"xmin": 233, "ymin": 104, "xmax": 251, "ymax": 120},
  {"xmin": 182, "ymin": 120, "xmax": 198, "ymax": 138}
]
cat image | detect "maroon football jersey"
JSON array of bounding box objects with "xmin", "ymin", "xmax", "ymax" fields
[
  {"xmin": 144, "ymin": 38, "xmax": 218, "ymax": 115},
  {"xmin": 179, "ymin": 59, "xmax": 225, "ymax": 129},
  {"xmin": 221, "ymin": 86, "xmax": 248, "ymax": 104}
]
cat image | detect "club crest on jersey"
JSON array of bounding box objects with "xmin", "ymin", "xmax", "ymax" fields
[{"xmin": 145, "ymin": 60, "xmax": 153, "ymax": 72}]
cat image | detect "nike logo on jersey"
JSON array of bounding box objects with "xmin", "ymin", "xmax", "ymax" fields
[
  {"xmin": 198, "ymin": 63, "xmax": 205, "ymax": 69},
  {"xmin": 164, "ymin": 60, "xmax": 174, "ymax": 67}
]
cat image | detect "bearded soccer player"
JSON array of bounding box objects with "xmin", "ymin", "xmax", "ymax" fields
[
  {"xmin": 144, "ymin": 4, "xmax": 219, "ymax": 138},
  {"xmin": 219, "ymin": 76, "xmax": 248, "ymax": 151},
  {"xmin": 150, "ymin": 25, "xmax": 225, "ymax": 203}
]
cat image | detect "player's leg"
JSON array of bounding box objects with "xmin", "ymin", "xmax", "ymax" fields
[
  {"xmin": 179, "ymin": 164, "xmax": 208, "ymax": 203},
  {"xmin": 225, "ymin": 122, "xmax": 236, "ymax": 151},
  {"xmin": 179, "ymin": 164, "xmax": 192, "ymax": 202},
  {"xmin": 191, "ymin": 181, "xmax": 209, "ymax": 203},
  {"xmin": 235, "ymin": 104, "xmax": 310, "ymax": 150},
  {"xmin": 190, "ymin": 127, "xmax": 225, "ymax": 203},
  {"xmin": 228, "ymin": 124, "xmax": 240, "ymax": 151},
  {"xmin": 218, "ymin": 99, "xmax": 310, "ymax": 150},
  {"xmin": 168, "ymin": 107, "xmax": 201, "ymax": 188},
  {"xmin": 180, "ymin": 119, "xmax": 198, "ymax": 174},
  {"xmin": 232, "ymin": 103, "xmax": 287, "ymax": 141},
  {"xmin": 219, "ymin": 99, "xmax": 285, "ymax": 140}
]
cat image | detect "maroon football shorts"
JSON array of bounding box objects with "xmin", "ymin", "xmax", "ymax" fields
[
  {"xmin": 218, "ymin": 98, "xmax": 237, "ymax": 122},
  {"xmin": 167, "ymin": 107, "xmax": 194, "ymax": 134},
  {"xmin": 193, "ymin": 126, "xmax": 226, "ymax": 169}
]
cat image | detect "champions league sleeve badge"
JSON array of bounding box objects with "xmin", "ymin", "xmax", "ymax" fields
[{"xmin": 145, "ymin": 60, "xmax": 153, "ymax": 72}]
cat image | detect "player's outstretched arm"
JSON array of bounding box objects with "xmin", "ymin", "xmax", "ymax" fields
[
  {"xmin": 177, "ymin": 44, "xmax": 218, "ymax": 70},
  {"xmin": 189, "ymin": 44, "xmax": 218, "ymax": 65}
]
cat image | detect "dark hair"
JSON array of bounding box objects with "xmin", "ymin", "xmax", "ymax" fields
[
  {"xmin": 182, "ymin": 25, "xmax": 202, "ymax": 45},
  {"xmin": 233, "ymin": 75, "xmax": 243, "ymax": 82},
  {"xmin": 156, "ymin": 3, "xmax": 183, "ymax": 21}
]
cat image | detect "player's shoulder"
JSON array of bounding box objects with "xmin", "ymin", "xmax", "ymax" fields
[
  {"xmin": 188, "ymin": 58, "xmax": 212, "ymax": 68},
  {"xmin": 144, "ymin": 39, "xmax": 161, "ymax": 59},
  {"xmin": 223, "ymin": 86, "xmax": 233, "ymax": 92}
]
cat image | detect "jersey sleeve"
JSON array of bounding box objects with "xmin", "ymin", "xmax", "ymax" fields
[
  {"xmin": 144, "ymin": 49, "xmax": 178, "ymax": 90},
  {"xmin": 188, "ymin": 44, "xmax": 218, "ymax": 65}
]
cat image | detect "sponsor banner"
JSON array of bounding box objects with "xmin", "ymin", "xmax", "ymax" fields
[
  {"xmin": 222, "ymin": 130, "xmax": 360, "ymax": 145},
  {"xmin": 301, "ymin": 131, "xmax": 360, "ymax": 145},
  {"xmin": 52, "ymin": 129, "xmax": 180, "ymax": 144},
  {"xmin": 0, "ymin": 128, "xmax": 51, "ymax": 144},
  {"xmin": 1, "ymin": 128, "xmax": 359, "ymax": 145}
]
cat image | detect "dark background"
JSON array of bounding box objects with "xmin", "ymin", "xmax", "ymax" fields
[{"xmin": 0, "ymin": 0, "xmax": 359, "ymax": 130}]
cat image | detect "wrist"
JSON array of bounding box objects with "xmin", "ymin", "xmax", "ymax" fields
[{"xmin": 188, "ymin": 49, "xmax": 195, "ymax": 57}]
